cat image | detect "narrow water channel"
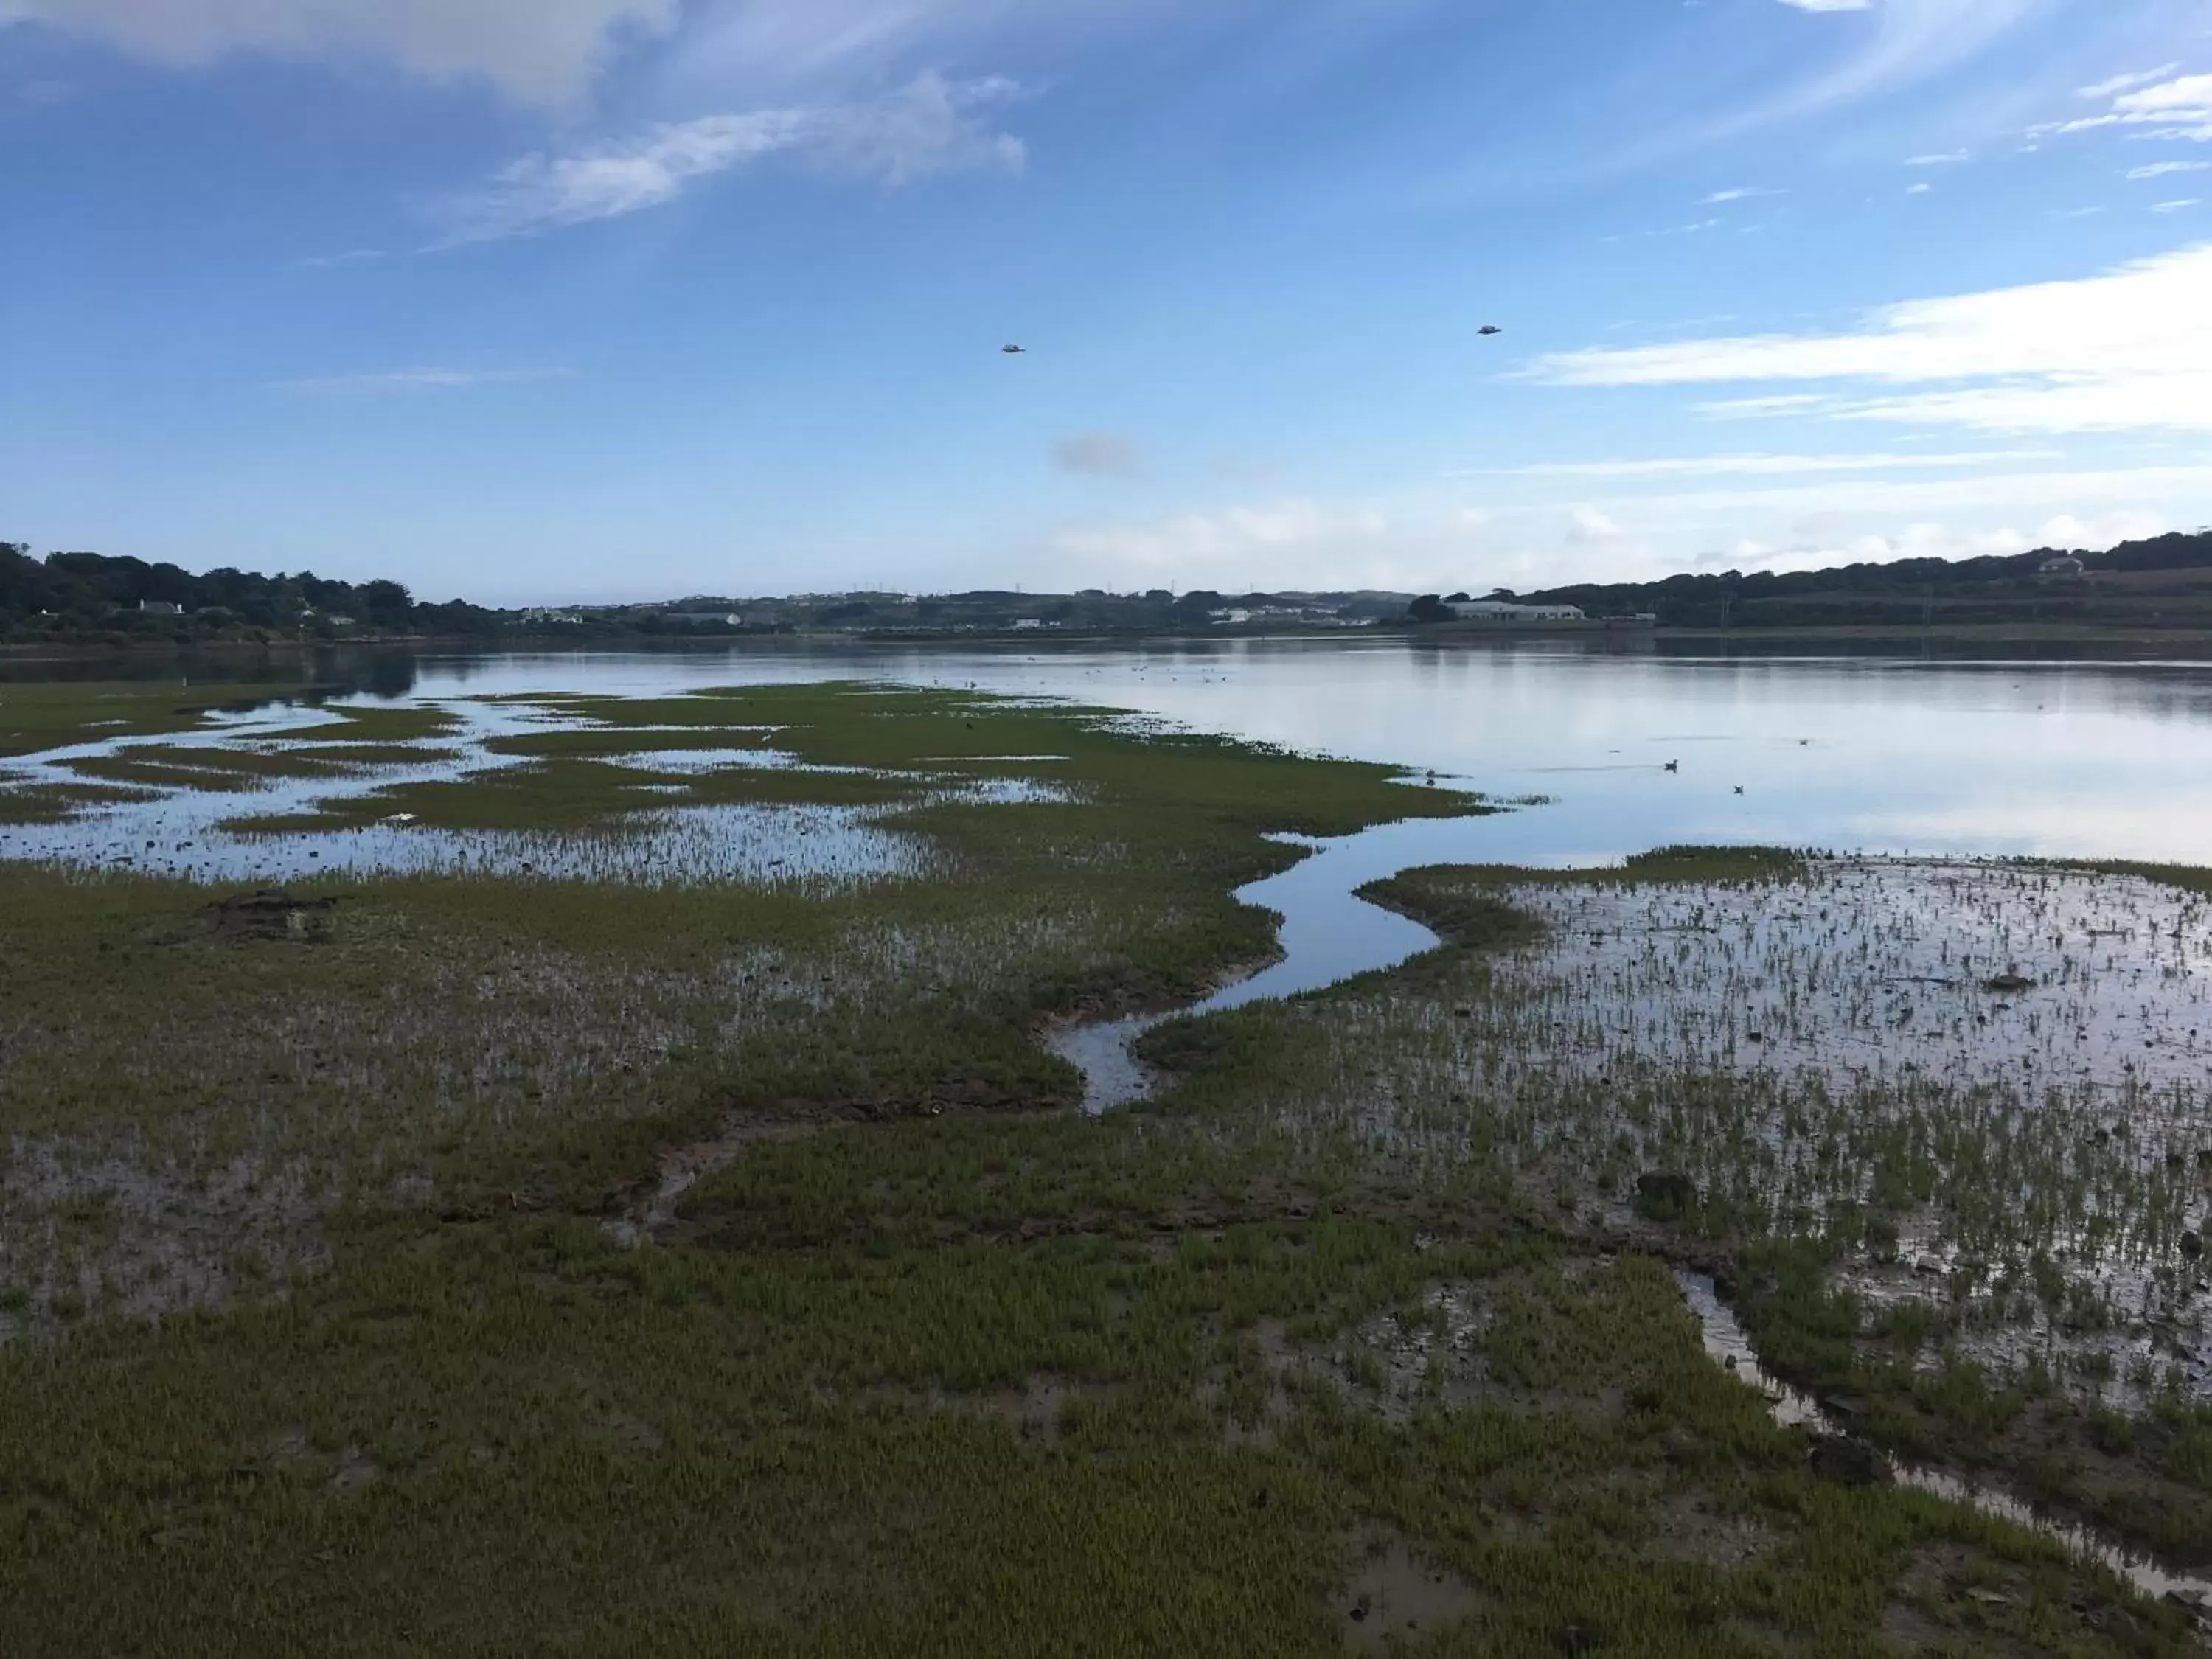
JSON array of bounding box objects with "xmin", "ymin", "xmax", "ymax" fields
[
  {"xmin": 1677, "ymin": 1271, "xmax": 2212, "ymax": 1627},
  {"xmin": 1045, "ymin": 821, "xmax": 1457, "ymax": 1112}
]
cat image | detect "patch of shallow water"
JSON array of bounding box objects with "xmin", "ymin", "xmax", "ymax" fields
[
  {"xmin": 1045, "ymin": 1015, "xmax": 1163, "ymax": 1114},
  {"xmin": 0, "ymin": 799, "xmax": 930, "ymax": 887},
  {"xmin": 602, "ymin": 748, "xmax": 877, "ymax": 777},
  {"xmin": 0, "ymin": 695, "xmax": 1062, "ymax": 886},
  {"xmin": 1502, "ymin": 861, "xmax": 2212, "ymax": 1099}
]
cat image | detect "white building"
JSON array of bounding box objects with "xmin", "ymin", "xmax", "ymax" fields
[{"xmin": 1446, "ymin": 600, "xmax": 1587, "ymax": 623}]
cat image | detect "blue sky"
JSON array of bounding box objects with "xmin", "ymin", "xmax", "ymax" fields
[{"xmin": 3, "ymin": 0, "xmax": 2211, "ymax": 604}]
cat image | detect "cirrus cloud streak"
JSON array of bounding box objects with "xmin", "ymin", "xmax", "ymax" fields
[{"xmin": 434, "ymin": 73, "xmax": 1026, "ymax": 244}]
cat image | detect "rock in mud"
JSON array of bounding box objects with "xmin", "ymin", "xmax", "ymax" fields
[
  {"xmin": 1980, "ymin": 972, "xmax": 2036, "ymax": 994},
  {"xmin": 145, "ymin": 889, "xmax": 341, "ymax": 946},
  {"xmin": 208, "ymin": 889, "xmax": 338, "ymax": 942},
  {"xmin": 1806, "ymin": 1436, "xmax": 1889, "ymax": 1487},
  {"xmin": 1635, "ymin": 1172, "xmax": 1699, "ymax": 1218}
]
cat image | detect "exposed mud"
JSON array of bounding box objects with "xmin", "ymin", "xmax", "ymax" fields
[
  {"xmin": 1332, "ymin": 1524, "xmax": 1487, "ymax": 1653},
  {"xmin": 604, "ymin": 1113, "xmax": 848, "ymax": 1248},
  {"xmin": 0, "ymin": 1139, "xmax": 327, "ymax": 1340}
]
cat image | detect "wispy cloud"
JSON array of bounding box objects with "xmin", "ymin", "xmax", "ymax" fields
[
  {"xmin": 276, "ymin": 367, "xmax": 574, "ymax": 395},
  {"xmin": 1700, "ymin": 187, "xmax": 1786, "ymax": 205},
  {"xmin": 2154, "ymin": 198, "xmax": 2200, "ymax": 213},
  {"xmin": 1677, "ymin": 0, "xmax": 2039, "ymax": 147},
  {"xmin": 1905, "ymin": 149, "xmax": 1970, "ymax": 165},
  {"xmin": 1051, "ymin": 432, "xmax": 1144, "ymax": 479},
  {"xmin": 2079, "ymin": 64, "xmax": 2183, "ymax": 101},
  {"xmin": 2128, "ymin": 160, "xmax": 2210, "ymax": 181},
  {"xmin": 434, "ymin": 73, "xmax": 1025, "ymax": 245},
  {"xmin": 1464, "ymin": 451, "xmax": 2064, "ymax": 481},
  {"xmin": 1697, "ymin": 394, "xmax": 1833, "ymax": 419},
  {"xmin": 2037, "ymin": 70, "xmax": 2212, "ymax": 143},
  {"xmin": 0, "ymin": 0, "xmax": 676, "ymax": 105},
  {"xmin": 8, "ymin": 74, "xmax": 76, "ymax": 110},
  {"xmin": 296, "ymin": 248, "xmax": 388, "ymax": 271},
  {"xmin": 1526, "ymin": 243, "xmax": 2212, "ymax": 435}
]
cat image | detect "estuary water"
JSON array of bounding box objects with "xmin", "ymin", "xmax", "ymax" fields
[
  {"xmin": 10, "ymin": 633, "xmax": 2212, "ymax": 888},
  {"xmin": 377, "ymin": 636, "xmax": 2212, "ymax": 863},
  {"xmin": 20, "ymin": 632, "xmax": 2205, "ymax": 859}
]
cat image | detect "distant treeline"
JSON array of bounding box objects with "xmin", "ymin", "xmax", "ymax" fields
[
  {"xmin": 1, "ymin": 544, "xmax": 501, "ymax": 642},
  {"xmin": 16, "ymin": 526, "xmax": 2212, "ymax": 647},
  {"xmin": 1514, "ymin": 530, "xmax": 2212, "ymax": 631}
]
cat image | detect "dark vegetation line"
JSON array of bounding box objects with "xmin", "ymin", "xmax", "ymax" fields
[
  {"xmin": 13, "ymin": 525, "xmax": 2212, "ymax": 650},
  {"xmin": 1486, "ymin": 527, "xmax": 2212, "ymax": 633}
]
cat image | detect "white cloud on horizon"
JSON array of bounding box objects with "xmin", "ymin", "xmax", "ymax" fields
[
  {"xmin": 1527, "ymin": 243, "xmax": 2212, "ymax": 435},
  {"xmin": 1586, "ymin": 464, "xmax": 2212, "ymax": 522},
  {"xmin": 1039, "ymin": 465, "xmax": 2207, "ymax": 596},
  {"xmin": 434, "ymin": 73, "xmax": 1025, "ymax": 243},
  {"xmin": 1702, "ymin": 509, "xmax": 2171, "ymax": 575},
  {"xmin": 0, "ymin": 0, "xmax": 676, "ymax": 105}
]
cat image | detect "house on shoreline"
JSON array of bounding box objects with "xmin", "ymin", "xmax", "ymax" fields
[
  {"xmin": 1425, "ymin": 598, "xmax": 1657, "ymax": 631},
  {"xmin": 1446, "ymin": 599, "xmax": 1587, "ymax": 623}
]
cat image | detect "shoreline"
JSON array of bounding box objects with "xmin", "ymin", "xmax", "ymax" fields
[{"xmin": 12, "ymin": 620, "xmax": 2212, "ymax": 664}]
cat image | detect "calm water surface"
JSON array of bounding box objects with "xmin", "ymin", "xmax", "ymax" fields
[
  {"xmin": 369, "ymin": 635, "xmax": 2212, "ymax": 863},
  {"xmin": 11, "ymin": 636, "xmax": 2212, "ymax": 877}
]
